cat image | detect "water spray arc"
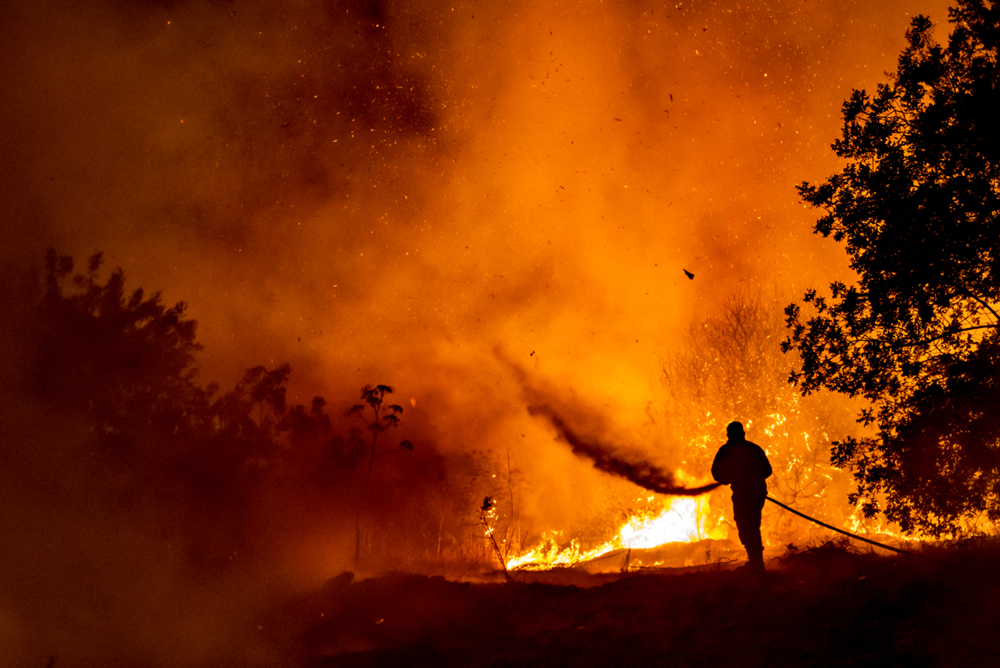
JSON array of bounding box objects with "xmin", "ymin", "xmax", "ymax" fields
[
  {"xmin": 528, "ymin": 405, "xmax": 721, "ymax": 496},
  {"xmin": 530, "ymin": 404, "xmax": 916, "ymax": 560}
]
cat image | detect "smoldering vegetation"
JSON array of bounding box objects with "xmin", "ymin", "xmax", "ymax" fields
[
  {"xmin": 0, "ymin": 251, "xmax": 877, "ymax": 667},
  {"xmin": 2, "ymin": 237, "xmax": 895, "ymax": 668},
  {"xmin": 0, "ymin": 252, "xmax": 562, "ymax": 667},
  {"xmin": 0, "ymin": 243, "xmax": 876, "ymax": 667}
]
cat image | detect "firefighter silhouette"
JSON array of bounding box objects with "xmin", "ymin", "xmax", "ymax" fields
[{"xmin": 712, "ymin": 421, "xmax": 772, "ymax": 573}]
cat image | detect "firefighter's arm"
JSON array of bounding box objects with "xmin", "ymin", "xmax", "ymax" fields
[{"xmin": 711, "ymin": 449, "xmax": 731, "ymax": 484}]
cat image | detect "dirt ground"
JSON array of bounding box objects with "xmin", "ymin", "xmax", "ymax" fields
[{"xmin": 263, "ymin": 540, "xmax": 1000, "ymax": 668}]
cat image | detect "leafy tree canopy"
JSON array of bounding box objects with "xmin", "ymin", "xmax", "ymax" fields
[
  {"xmin": 15, "ymin": 248, "xmax": 486, "ymax": 570},
  {"xmin": 27, "ymin": 249, "xmax": 355, "ymax": 483},
  {"xmin": 783, "ymin": 0, "xmax": 1000, "ymax": 536},
  {"xmin": 34, "ymin": 249, "xmax": 207, "ymax": 445}
]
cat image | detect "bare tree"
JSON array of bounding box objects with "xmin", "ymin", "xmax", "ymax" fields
[
  {"xmin": 663, "ymin": 290, "xmax": 855, "ymax": 545},
  {"xmin": 347, "ymin": 384, "xmax": 412, "ymax": 566}
]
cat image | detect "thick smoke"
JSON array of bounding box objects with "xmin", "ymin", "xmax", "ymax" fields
[
  {"xmin": 528, "ymin": 404, "xmax": 722, "ymax": 496},
  {"xmin": 0, "ymin": 0, "xmax": 953, "ymax": 397},
  {"xmin": 0, "ymin": 0, "xmax": 955, "ymax": 665}
]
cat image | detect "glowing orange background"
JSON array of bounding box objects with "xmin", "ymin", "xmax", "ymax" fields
[{"xmin": 2, "ymin": 0, "xmax": 955, "ymax": 547}]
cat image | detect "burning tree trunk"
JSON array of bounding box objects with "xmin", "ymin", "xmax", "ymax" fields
[{"xmin": 480, "ymin": 496, "xmax": 512, "ymax": 582}]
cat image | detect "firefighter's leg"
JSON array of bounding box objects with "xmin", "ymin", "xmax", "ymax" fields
[{"xmin": 733, "ymin": 495, "xmax": 766, "ymax": 571}]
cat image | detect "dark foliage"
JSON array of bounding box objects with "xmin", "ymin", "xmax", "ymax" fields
[
  {"xmin": 347, "ymin": 384, "xmax": 408, "ymax": 477},
  {"xmin": 34, "ymin": 249, "xmax": 209, "ymax": 459},
  {"xmin": 22, "ymin": 250, "xmax": 370, "ymax": 565},
  {"xmin": 347, "ymin": 384, "xmax": 413, "ymax": 565},
  {"xmin": 784, "ymin": 1, "xmax": 1000, "ymax": 535},
  {"xmin": 14, "ymin": 249, "xmax": 511, "ymax": 574}
]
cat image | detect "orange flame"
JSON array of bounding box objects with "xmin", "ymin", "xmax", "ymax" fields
[{"xmin": 507, "ymin": 489, "xmax": 725, "ymax": 571}]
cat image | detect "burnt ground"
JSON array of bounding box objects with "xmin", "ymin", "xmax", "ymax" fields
[{"xmin": 261, "ymin": 540, "xmax": 1000, "ymax": 668}]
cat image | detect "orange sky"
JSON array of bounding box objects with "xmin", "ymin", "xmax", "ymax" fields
[{"xmin": 1, "ymin": 0, "xmax": 955, "ymax": 537}]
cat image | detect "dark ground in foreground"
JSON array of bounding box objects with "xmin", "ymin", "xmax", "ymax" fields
[{"xmin": 267, "ymin": 541, "xmax": 1000, "ymax": 668}]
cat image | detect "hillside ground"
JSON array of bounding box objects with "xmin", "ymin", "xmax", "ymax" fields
[{"xmin": 262, "ymin": 539, "xmax": 1000, "ymax": 667}]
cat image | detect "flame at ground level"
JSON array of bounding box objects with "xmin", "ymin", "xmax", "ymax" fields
[{"xmin": 507, "ymin": 494, "xmax": 727, "ymax": 571}]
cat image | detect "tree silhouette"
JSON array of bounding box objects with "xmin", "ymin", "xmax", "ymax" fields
[
  {"xmin": 479, "ymin": 496, "xmax": 512, "ymax": 582},
  {"xmin": 347, "ymin": 384, "xmax": 413, "ymax": 565},
  {"xmin": 33, "ymin": 249, "xmax": 208, "ymax": 457},
  {"xmin": 784, "ymin": 1, "xmax": 1000, "ymax": 535},
  {"xmin": 210, "ymin": 363, "xmax": 293, "ymax": 466},
  {"xmin": 21, "ymin": 249, "xmax": 452, "ymax": 570}
]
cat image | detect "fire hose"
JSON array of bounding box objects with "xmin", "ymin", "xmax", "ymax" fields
[
  {"xmin": 523, "ymin": 404, "xmax": 918, "ymax": 557},
  {"xmin": 766, "ymin": 495, "xmax": 915, "ymax": 555}
]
